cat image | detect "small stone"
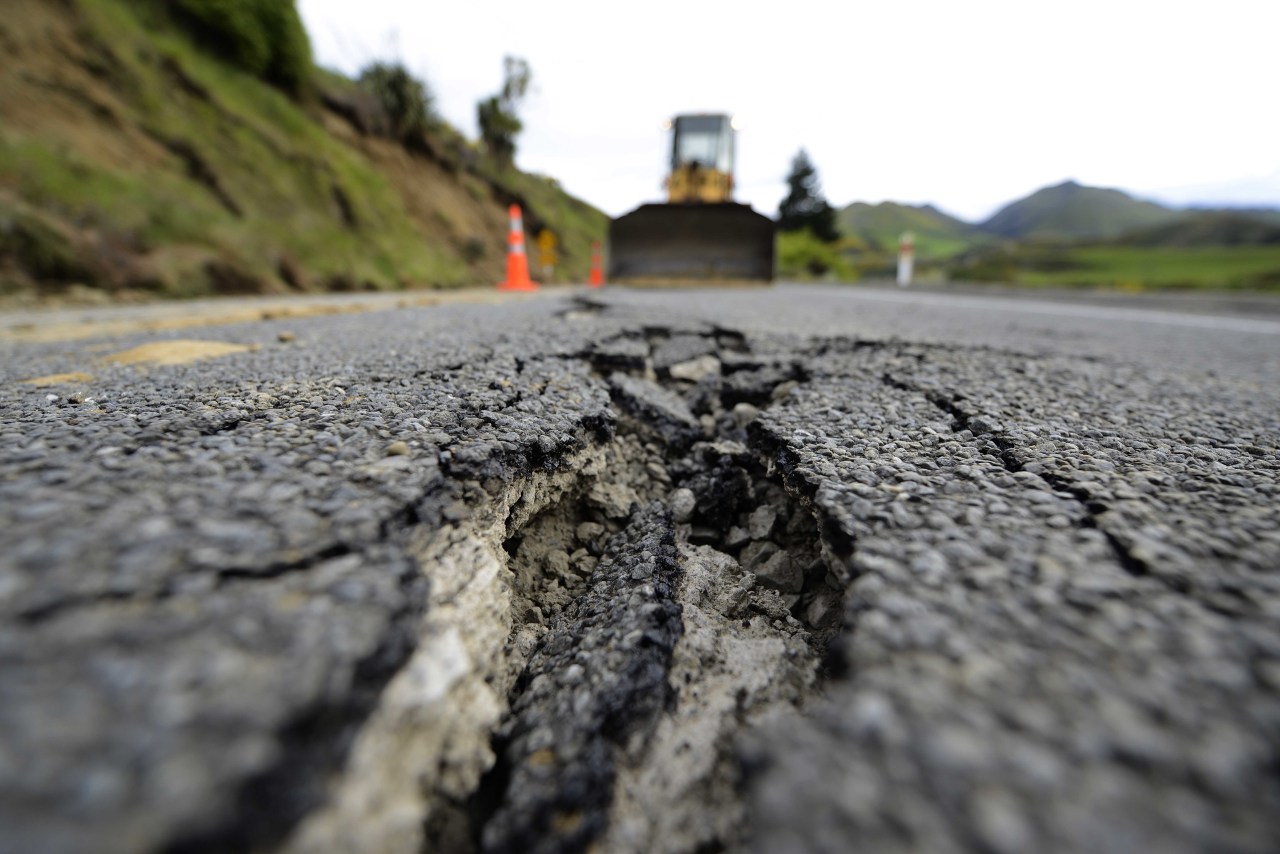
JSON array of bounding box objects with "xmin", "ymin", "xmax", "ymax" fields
[
  {"xmin": 851, "ymin": 692, "xmax": 896, "ymax": 739},
  {"xmin": 909, "ymin": 550, "xmax": 948, "ymax": 576},
  {"xmin": 972, "ymin": 787, "xmax": 1033, "ymax": 854},
  {"xmin": 771, "ymin": 380, "xmax": 799, "ymax": 401},
  {"xmin": 969, "ymin": 416, "xmax": 1004, "ymax": 434},
  {"xmin": 725, "ymin": 526, "xmax": 751, "ymax": 549},
  {"xmin": 741, "ymin": 540, "xmax": 780, "ymax": 570},
  {"xmin": 669, "ymin": 488, "xmax": 696, "ymax": 523},
  {"xmin": 668, "ymin": 354, "xmax": 721, "ymax": 381},
  {"xmin": 587, "ymin": 481, "xmax": 639, "ymax": 518},
  {"xmin": 732, "ymin": 402, "xmax": 761, "ymax": 428},
  {"xmin": 645, "ymin": 461, "xmax": 672, "ymax": 484},
  {"xmin": 747, "ymin": 505, "xmax": 777, "ymax": 539},
  {"xmin": 806, "ymin": 589, "xmax": 842, "ymax": 627},
  {"xmin": 576, "ymin": 521, "xmax": 605, "ymax": 543},
  {"xmin": 277, "ymin": 330, "xmax": 296, "ymax": 343},
  {"xmin": 755, "ymin": 550, "xmax": 802, "ymax": 592},
  {"xmin": 386, "ymin": 441, "xmax": 411, "ymax": 456}
]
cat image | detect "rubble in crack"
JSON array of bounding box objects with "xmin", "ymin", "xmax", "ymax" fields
[
  {"xmin": 593, "ymin": 327, "xmax": 845, "ymax": 651},
  {"xmin": 447, "ymin": 327, "xmax": 844, "ymax": 853},
  {"xmin": 602, "ymin": 542, "xmax": 816, "ymax": 853},
  {"xmin": 479, "ymin": 505, "xmax": 685, "ymax": 854}
]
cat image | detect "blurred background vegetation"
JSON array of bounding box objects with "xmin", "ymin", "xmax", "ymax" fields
[
  {"xmin": 2, "ymin": 0, "xmax": 1276, "ymax": 302},
  {"xmin": 0, "ymin": 0, "xmax": 605, "ymax": 304},
  {"xmin": 780, "ymin": 169, "xmax": 1280, "ymax": 291}
]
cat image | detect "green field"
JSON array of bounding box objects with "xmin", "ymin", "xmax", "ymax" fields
[{"xmin": 1018, "ymin": 246, "xmax": 1280, "ymax": 290}]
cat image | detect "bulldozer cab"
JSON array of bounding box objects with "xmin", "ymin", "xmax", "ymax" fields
[
  {"xmin": 667, "ymin": 114, "xmax": 733, "ymax": 204},
  {"xmin": 608, "ymin": 112, "xmax": 776, "ymax": 286}
]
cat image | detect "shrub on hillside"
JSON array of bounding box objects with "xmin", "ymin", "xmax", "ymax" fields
[
  {"xmin": 357, "ymin": 62, "xmax": 437, "ymax": 143},
  {"xmin": 166, "ymin": 0, "xmax": 312, "ymax": 98}
]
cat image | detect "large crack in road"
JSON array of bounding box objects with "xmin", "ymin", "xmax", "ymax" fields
[
  {"xmin": 280, "ymin": 322, "xmax": 846, "ymax": 853},
  {"xmin": 2, "ymin": 292, "xmax": 1278, "ymax": 853}
]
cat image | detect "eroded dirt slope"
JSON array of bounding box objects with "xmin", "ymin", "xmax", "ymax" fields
[{"xmin": 0, "ymin": 0, "xmax": 604, "ymax": 305}]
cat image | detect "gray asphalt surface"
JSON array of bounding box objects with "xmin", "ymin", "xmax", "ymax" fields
[{"xmin": 2, "ymin": 283, "xmax": 1278, "ymax": 853}]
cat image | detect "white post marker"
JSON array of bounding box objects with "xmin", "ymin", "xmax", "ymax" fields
[{"xmin": 897, "ymin": 231, "xmax": 914, "ymax": 287}]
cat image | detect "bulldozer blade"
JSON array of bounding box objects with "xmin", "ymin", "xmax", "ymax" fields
[{"xmin": 607, "ymin": 203, "xmax": 776, "ymax": 285}]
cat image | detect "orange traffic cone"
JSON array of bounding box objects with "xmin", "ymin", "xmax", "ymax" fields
[
  {"xmin": 497, "ymin": 204, "xmax": 538, "ymax": 291},
  {"xmin": 588, "ymin": 241, "xmax": 604, "ymax": 287}
]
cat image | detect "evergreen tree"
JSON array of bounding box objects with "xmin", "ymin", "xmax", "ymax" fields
[{"xmin": 778, "ymin": 149, "xmax": 840, "ymax": 243}]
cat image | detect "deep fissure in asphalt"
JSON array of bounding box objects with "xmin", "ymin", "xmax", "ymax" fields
[{"xmin": 412, "ymin": 325, "xmax": 849, "ymax": 853}]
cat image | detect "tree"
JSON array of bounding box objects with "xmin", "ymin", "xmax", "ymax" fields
[
  {"xmin": 477, "ymin": 56, "xmax": 532, "ymax": 166},
  {"xmin": 778, "ymin": 149, "xmax": 840, "ymax": 243}
]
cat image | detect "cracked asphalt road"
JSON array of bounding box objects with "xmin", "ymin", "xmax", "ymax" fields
[{"xmin": 2, "ymin": 283, "xmax": 1278, "ymax": 853}]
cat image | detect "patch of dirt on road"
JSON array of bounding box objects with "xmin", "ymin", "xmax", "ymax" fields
[
  {"xmin": 20, "ymin": 371, "xmax": 95, "ymax": 386},
  {"xmin": 102, "ymin": 339, "xmax": 254, "ymax": 366}
]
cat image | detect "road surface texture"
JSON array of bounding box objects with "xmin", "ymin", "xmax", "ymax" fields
[{"xmin": 2, "ymin": 283, "xmax": 1278, "ymax": 853}]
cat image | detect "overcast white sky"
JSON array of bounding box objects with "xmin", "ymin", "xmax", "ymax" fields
[{"xmin": 298, "ymin": 0, "xmax": 1279, "ymax": 221}]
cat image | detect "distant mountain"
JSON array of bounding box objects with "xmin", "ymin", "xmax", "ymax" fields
[
  {"xmin": 837, "ymin": 201, "xmax": 983, "ymax": 258},
  {"xmin": 835, "ymin": 182, "xmax": 1280, "ymax": 258},
  {"xmin": 981, "ymin": 180, "xmax": 1180, "ymax": 241}
]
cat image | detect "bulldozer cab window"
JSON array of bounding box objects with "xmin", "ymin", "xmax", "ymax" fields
[{"xmin": 672, "ymin": 116, "xmax": 733, "ymax": 174}]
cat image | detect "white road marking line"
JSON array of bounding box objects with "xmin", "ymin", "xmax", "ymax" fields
[{"xmin": 830, "ymin": 288, "xmax": 1280, "ymax": 335}]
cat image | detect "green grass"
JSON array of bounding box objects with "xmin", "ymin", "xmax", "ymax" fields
[
  {"xmin": 0, "ymin": 133, "xmax": 229, "ymax": 248},
  {"xmin": 4, "ymin": 0, "xmax": 610, "ymax": 297},
  {"xmin": 910, "ymin": 236, "xmax": 981, "ymax": 259},
  {"xmin": 1017, "ymin": 246, "xmax": 1280, "ymax": 290},
  {"xmin": 0, "ymin": 0, "xmax": 477, "ymax": 296}
]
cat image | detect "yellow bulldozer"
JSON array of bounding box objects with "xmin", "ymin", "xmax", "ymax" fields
[{"xmin": 608, "ymin": 114, "xmax": 776, "ymax": 285}]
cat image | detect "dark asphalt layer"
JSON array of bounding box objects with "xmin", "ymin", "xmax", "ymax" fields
[{"xmin": 1, "ymin": 283, "xmax": 1278, "ymax": 853}]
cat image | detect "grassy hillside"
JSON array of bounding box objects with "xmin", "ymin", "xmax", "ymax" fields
[
  {"xmin": 0, "ymin": 0, "xmax": 606, "ymax": 303},
  {"xmin": 838, "ymin": 201, "xmax": 985, "ymax": 259},
  {"xmin": 981, "ymin": 180, "xmax": 1180, "ymax": 241}
]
